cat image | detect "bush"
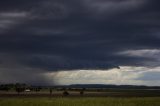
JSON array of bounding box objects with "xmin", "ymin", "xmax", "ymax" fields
[
  {"xmin": 63, "ymin": 91, "xmax": 69, "ymax": 96},
  {"xmin": 80, "ymin": 91, "xmax": 84, "ymax": 95}
]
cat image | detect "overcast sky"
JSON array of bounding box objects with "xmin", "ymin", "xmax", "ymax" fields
[{"xmin": 0, "ymin": 0, "xmax": 160, "ymax": 86}]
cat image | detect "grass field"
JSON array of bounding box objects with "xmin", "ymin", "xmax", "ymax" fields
[
  {"xmin": 1, "ymin": 90, "xmax": 160, "ymax": 106},
  {"xmin": 0, "ymin": 97, "xmax": 160, "ymax": 106}
]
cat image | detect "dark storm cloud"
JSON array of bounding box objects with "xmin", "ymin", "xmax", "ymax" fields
[{"xmin": 0, "ymin": 0, "xmax": 160, "ymax": 84}]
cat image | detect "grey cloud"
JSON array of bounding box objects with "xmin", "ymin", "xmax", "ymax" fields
[
  {"xmin": 0, "ymin": 0, "xmax": 160, "ymax": 84},
  {"xmin": 84, "ymin": 0, "xmax": 147, "ymax": 17},
  {"xmin": 0, "ymin": 68, "xmax": 51, "ymax": 85}
]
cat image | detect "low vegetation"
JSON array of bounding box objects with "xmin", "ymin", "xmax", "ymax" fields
[
  {"xmin": 0, "ymin": 97, "xmax": 160, "ymax": 106},
  {"xmin": 0, "ymin": 84, "xmax": 160, "ymax": 106}
]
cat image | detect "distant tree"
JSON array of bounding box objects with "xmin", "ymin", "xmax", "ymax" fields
[
  {"xmin": 63, "ymin": 91, "xmax": 69, "ymax": 96},
  {"xmin": 80, "ymin": 88, "xmax": 85, "ymax": 95},
  {"xmin": 15, "ymin": 83, "xmax": 25, "ymax": 94},
  {"xmin": 49, "ymin": 88, "xmax": 53, "ymax": 95},
  {"xmin": 15, "ymin": 87, "xmax": 25, "ymax": 94},
  {"xmin": 82, "ymin": 88, "xmax": 86, "ymax": 91},
  {"xmin": 62, "ymin": 87, "xmax": 66, "ymax": 91},
  {"xmin": 0, "ymin": 85, "xmax": 9, "ymax": 91},
  {"xmin": 80, "ymin": 90, "xmax": 84, "ymax": 95},
  {"xmin": 68, "ymin": 88, "xmax": 72, "ymax": 91},
  {"xmin": 35, "ymin": 87, "xmax": 41, "ymax": 92}
]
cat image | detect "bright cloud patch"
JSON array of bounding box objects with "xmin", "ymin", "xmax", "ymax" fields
[{"xmin": 45, "ymin": 66, "xmax": 160, "ymax": 86}]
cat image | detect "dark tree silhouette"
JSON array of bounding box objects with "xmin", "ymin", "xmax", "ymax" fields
[
  {"xmin": 15, "ymin": 83, "xmax": 25, "ymax": 94},
  {"xmin": 63, "ymin": 91, "xmax": 69, "ymax": 96},
  {"xmin": 80, "ymin": 90, "xmax": 84, "ymax": 95},
  {"xmin": 49, "ymin": 88, "xmax": 53, "ymax": 95},
  {"xmin": 80, "ymin": 88, "xmax": 85, "ymax": 95},
  {"xmin": 15, "ymin": 87, "xmax": 25, "ymax": 94}
]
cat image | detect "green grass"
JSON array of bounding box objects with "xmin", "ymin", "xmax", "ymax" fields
[{"xmin": 0, "ymin": 97, "xmax": 160, "ymax": 106}]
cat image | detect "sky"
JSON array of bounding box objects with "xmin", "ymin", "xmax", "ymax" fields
[{"xmin": 0, "ymin": 0, "xmax": 160, "ymax": 86}]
